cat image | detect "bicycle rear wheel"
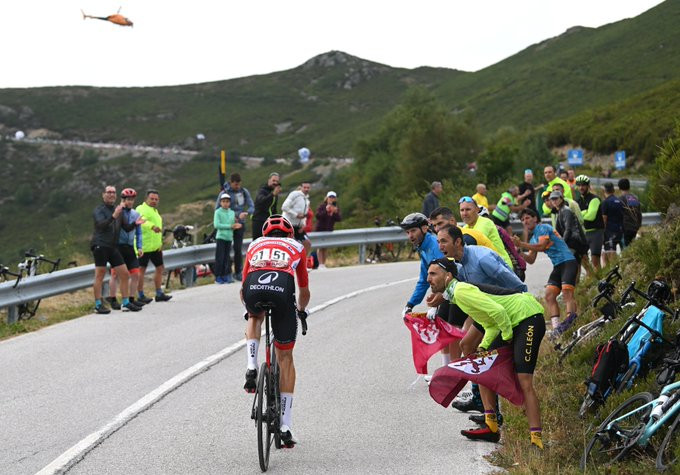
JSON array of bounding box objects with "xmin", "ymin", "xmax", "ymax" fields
[
  {"xmin": 256, "ymin": 362, "xmax": 272, "ymax": 472},
  {"xmin": 581, "ymin": 392, "xmax": 653, "ymax": 470},
  {"xmin": 272, "ymin": 361, "xmax": 282, "ymax": 449},
  {"xmin": 657, "ymin": 410, "xmax": 680, "ymax": 471}
]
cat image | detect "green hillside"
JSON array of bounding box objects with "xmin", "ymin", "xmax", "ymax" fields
[{"xmin": 0, "ymin": 1, "xmax": 679, "ymax": 159}]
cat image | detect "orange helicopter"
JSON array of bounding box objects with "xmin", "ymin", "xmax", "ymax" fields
[{"xmin": 81, "ymin": 7, "xmax": 133, "ymax": 27}]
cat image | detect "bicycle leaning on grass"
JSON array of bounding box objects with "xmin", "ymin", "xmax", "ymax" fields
[
  {"xmin": 555, "ymin": 265, "xmax": 630, "ymax": 363},
  {"xmin": 581, "ymin": 351, "xmax": 680, "ymax": 471},
  {"xmin": 250, "ymin": 302, "xmax": 307, "ymax": 472}
]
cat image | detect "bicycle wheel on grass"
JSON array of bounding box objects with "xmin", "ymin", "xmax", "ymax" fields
[
  {"xmin": 581, "ymin": 392, "xmax": 653, "ymax": 470},
  {"xmin": 657, "ymin": 410, "xmax": 680, "ymax": 471},
  {"xmin": 257, "ymin": 362, "xmax": 272, "ymax": 472}
]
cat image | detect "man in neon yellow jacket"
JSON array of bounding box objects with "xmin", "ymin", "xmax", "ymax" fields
[
  {"xmin": 427, "ymin": 257, "xmax": 545, "ymax": 450},
  {"xmin": 541, "ymin": 165, "xmax": 572, "ymax": 215},
  {"xmin": 135, "ymin": 190, "xmax": 172, "ymax": 303}
]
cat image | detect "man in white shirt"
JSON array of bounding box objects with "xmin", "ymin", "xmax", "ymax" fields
[{"xmin": 281, "ymin": 181, "xmax": 312, "ymax": 253}]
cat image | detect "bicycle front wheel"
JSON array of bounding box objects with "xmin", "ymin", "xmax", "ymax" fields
[
  {"xmin": 657, "ymin": 410, "xmax": 680, "ymax": 471},
  {"xmin": 581, "ymin": 392, "xmax": 653, "ymax": 470},
  {"xmin": 256, "ymin": 363, "xmax": 272, "ymax": 472}
]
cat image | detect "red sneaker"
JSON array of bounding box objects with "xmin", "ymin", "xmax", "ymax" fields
[{"xmin": 461, "ymin": 425, "xmax": 501, "ymax": 442}]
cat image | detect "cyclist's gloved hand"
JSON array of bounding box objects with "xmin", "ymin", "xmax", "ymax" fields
[
  {"xmin": 426, "ymin": 306, "xmax": 437, "ymax": 321},
  {"xmin": 297, "ymin": 309, "xmax": 308, "ymax": 335},
  {"xmin": 401, "ymin": 304, "xmax": 414, "ymax": 318}
]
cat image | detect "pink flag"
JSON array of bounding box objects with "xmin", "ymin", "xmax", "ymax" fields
[
  {"xmin": 428, "ymin": 346, "xmax": 525, "ymax": 407},
  {"xmin": 403, "ymin": 313, "xmax": 466, "ymax": 374}
]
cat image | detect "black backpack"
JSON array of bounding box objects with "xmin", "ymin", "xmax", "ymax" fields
[
  {"xmin": 586, "ymin": 339, "xmax": 629, "ymax": 400},
  {"xmin": 621, "ymin": 194, "xmax": 642, "ymax": 234}
]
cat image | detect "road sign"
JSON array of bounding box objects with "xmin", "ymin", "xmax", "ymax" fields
[
  {"xmin": 615, "ymin": 151, "xmax": 626, "ymax": 170},
  {"xmin": 567, "ymin": 149, "xmax": 584, "ymax": 166}
]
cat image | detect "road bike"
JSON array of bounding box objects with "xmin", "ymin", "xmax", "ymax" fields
[
  {"xmin": 16, "ymin": 250, "xmax": 61, "ymax": 320},
  {"xmin": 250, "ymin": 303, "xmax": 307, "ymax": 472},
  {"xmin": 579, "ymin": 281, "xmax": 678, "ymax": 418},
  {"xmin": 581, "ymin": 355, "xmax": 680, "ymax": 471},
  {"xmin": 555, "ymin": 265, "xmax": 629, "ymax": 363},
  {"xmin": 0, "ymin": 264, "xmax": 22, "ymax": 287},
  {"xmin": 366, "ymin": 217, "xmax": 409, "ymax": 263},
  {"xmin": 163, "ymin": 225, "xmax": 196, "ymax": 289}
]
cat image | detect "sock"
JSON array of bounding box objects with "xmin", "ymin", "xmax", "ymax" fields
[
  {"xmin": 138, "ymin": 291, "xmax": 145, "ymax": 298},
  {"xmin": 122, "ymin": 297, "xmax": 130, "ymax": 305},
  {"xmin": 550, "ymin": 315, "xmax": 560, "ymax": 329},
  {"xmin": 441, "ymin": 352, "xmax": 451, "ymax": 366},
  {"xmin": 156, "ymin": 288, "xmax": 163, "ymax": 296},
  {"xmin": 246, "ymin": 339, "xmax": 259, "ymax": 370},
  {"xmin": 95, "ymin": 299, "xmax": 102, "ymax": 307},
  {"xmin": 280, "ymin": 392, "xmax": 294, "ymax": 430},
  {"xmin": 530, "ymin": 428, "xmax": 543, "ymax": 449},
  {"xmin": 485, "ymin": 411, "xmax": 498, "ymax": 433}
]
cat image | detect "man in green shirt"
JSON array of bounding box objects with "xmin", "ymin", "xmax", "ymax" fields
[
  {"xmin": 427, "ymin": 257, "xmax": 545, "ymax": 450},
  {"xmin": 458, "ymin": 196, "xmax": 513, "ymax": 269},
  {"xmin": 541, "ymin": 165, "xmax": 572, "ymax": 216},
  {"xmin": 136, "ymin": 190, "xmax": 172, "ymax": 302}
]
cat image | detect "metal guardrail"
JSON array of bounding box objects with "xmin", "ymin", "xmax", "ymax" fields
[{"xmin": 0, "ymin": 213, "xmax": 662, "ymax": 321}]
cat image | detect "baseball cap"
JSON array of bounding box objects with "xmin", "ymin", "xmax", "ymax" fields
[
  {"xmin": 219, "ymin": 192, "xmax": 231, "ymax": 200},
  {"xmin": 524, "ymin": 169, "xmax": 533, "ymax": 175},
  {"xmin": 326, "ymin": 191, "xmax": 337, "ymax": 198},
  {"xmin": 549, "ymin": 191, "xmax": 563, "ymax": 200}
]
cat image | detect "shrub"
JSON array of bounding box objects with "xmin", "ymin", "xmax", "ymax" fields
[{"xmin": 649, "ymin": 120, "xmax": 680, "ymax": 213}]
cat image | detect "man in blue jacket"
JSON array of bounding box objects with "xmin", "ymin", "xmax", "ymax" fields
[
  {"xmin": 216, "ymin": 173, "xmax": 255, "ymax": 280},
  {"xmin": 400, "ymin": 212, "xmax": 443, "ymax": 317}
]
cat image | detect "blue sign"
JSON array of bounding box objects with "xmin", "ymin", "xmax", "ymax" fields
[
  {"xmin": 567, "ymin": 149, "xmax": 584, "ymax": 166},
  {"xmin": 615, "ymin": 150, "xmax": 626, "ymax": 170}
]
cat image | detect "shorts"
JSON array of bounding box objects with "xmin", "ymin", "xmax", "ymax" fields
[
  {"xmin": 138, "ymin": 250, "xmax": 164, "ymax": 268},
  {"xmin": 585, "ymin": 229, "xmax": 604, "ymax": 257},
  {"xmin": 293, "ymin": 226, "xmax": 309, "ymax": 243},
  {"xmin": 242, "ymin": 270, "xmax": 297, "ymax": 349},
  {"xmin": 436, "ymin": 300, "xmax": 467, "ymax": 327},
  {"xmin": 117, "ymin": 244, "xmax": 140, "ymax": 272},
  {"xmin": 547, "ymin": 259, "xmax": 578, "ymax": 290},
  {"xmin": 488, "ymin": 313, "xmax": 545, "ymax": 373},
  {"xmin": 491, "ymin": 215, "xmax": 509, "ymax": 228},
  {"xmin": 603, "ymin": 230, "xmax": 622, "ymax": 252},
  {"xmin": 92, "ymin": 245, "xmax": 125, "ymax": 268}
]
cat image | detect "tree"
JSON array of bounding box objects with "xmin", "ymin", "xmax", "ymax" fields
[{"xmin": 649, "ymin": 120, "xmax": 680, "ymax": 213}]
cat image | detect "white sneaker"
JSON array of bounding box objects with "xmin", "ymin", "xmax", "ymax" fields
[
  {"xmin": 453, "ymin": 390, "xmax": 473, "ymax": 403},
  {"xmin": 318, "ymin": 264, "xmax": 327, "ymax": 269}
]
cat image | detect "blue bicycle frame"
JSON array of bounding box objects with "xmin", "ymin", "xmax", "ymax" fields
[{"xmin": 601, "ymin": 380, "xmax": 680, "ymax": 448}]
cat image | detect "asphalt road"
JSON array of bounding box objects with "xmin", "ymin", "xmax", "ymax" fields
[{"xmin": 0, "ymin": 256, "xmax": 552, "ymax": 474}]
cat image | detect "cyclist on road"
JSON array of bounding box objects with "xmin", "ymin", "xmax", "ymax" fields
[
  {"xmin": 399, "ymin": 212, "xmax": 443, "ymax": 318},
  {"xmin": 427, "ymin": 257, "xmax": 545, "ymax": 449},
  {"xmin": 241, "ymin": 215, "xmax": 310, "ymax": 448}
]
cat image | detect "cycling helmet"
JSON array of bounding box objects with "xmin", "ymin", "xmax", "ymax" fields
[
  {"xmin": 647, "ymin": 280, "xmax": 671, "ymax": 304},
  {"xmin": 262, "ymin": 214, "xmax": 294, "ymax": 237},
  {"xmin": 172, "ymin": 225, "xmax": 190, "ymax": 241},
  {"xmin": 121, "ymin": 188, "xmax": 137, "ymax": 198},
  {"xmin": 478, "ymin": 206, "xmax": 490, "ymax": 217},
  {"xmin": 575, "ymin": 175, "xmax": 590, "ymax": 185},
  {"xmin": 399, "ymin": 212, "xmax": 428, "ymax": 230}
]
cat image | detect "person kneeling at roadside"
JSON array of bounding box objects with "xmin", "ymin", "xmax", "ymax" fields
[{"xmin": 426, "ymin": 257, "xmax": 545, "ymax": 449}]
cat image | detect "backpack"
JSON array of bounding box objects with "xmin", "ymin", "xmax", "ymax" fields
[
  {"xmin": 621, "ymin": 194, "xmax": 642, "ymax": 234},
  {"xmin": 586, "ymin": 339, "xmax": 629, "ymax": 400}
]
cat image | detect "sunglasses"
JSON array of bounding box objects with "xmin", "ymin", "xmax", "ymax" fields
[
  {"xmin": 429, "ymin": 258, "xmax": 455, "ymax": 272},
  {"xmin": 458, "ymin": 196, "xmax": 475, "ymax": 204}
]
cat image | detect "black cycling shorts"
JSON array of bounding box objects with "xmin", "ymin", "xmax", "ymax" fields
[
  {"xmin": 117, "ymin": 244, "xmax": 140, "ymax": 271},
  {"xmin": 243, "ymin": 270, "xmax": 298, "ymax": 349},
  {"xmin": 604, "ymin": 230, "xmax": 623, "ymax": 252},
  {"xmin": 92, "ymin": 245, "xmax": 125, "ymax": 268},
  {"xmin": 293, "ymin": 226, "xmax": 308, "ymax": 243},
  {"xmin": 487, "ymin": 313, "xmax": 545, "ymax": 374},
  {"xmin": 139, "ymin": 250, "xmax": 164, "ymax": 268},
  {"xmin": 586, "ymin": 229, "xmax": 604, "ymax": 257},
  {"xmin": 547, "ymin": 259, "xmax": 579, "ymax": 290},
  {"xmin": 436, "ymin": 300, "xmax": 467, "ymax": 327}
]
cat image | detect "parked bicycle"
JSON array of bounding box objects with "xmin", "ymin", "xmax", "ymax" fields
[
  {"xmin": 0, "ymin": 265, "xmax": 22, "ymax": 288},
  {"xmin": 555, "ymin": 266, "xmax": 629, "ymax": 362},
  {"xmin": 366, "ymin": 217, "xmax": 408, "ymax": 263},
  {"xmin": 581, "ymin": 354, "xmax": 680, "ymax": 471},
  {"xmin": 250, "ymin": 302, "xmax": 307, "ymax": 471},
  {"xmin": 163, "ymin": 225, "xmax": 195, "ymax": 289},
  {"xmin": 15, "ymin": 250, "xmax": 61, "ymax": 320},
  {"xmin": 580, "ymin": 280, "xmax": 679, "ymax": 417}
]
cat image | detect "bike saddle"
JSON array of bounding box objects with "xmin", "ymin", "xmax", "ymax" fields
[{"xmin": 255, "ymin": 301, "xmax": 277, "ymax": 311}]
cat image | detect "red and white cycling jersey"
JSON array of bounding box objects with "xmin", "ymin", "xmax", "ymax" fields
[{"xmin": 243, "ymin": 237, "xmax": 309, "ymax": 287}]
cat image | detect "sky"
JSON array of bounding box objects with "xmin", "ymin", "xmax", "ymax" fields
[{"xmin": 0, "ymin": 0, "xmax": 665, "ymax": 89}]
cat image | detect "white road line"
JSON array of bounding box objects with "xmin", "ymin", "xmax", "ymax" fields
[{"xmin": 36, "ymin": 277, "xmax": 415, "ymax": 475}]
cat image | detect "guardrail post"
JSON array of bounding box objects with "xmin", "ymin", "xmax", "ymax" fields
[
  {"xmin": 7, "ymin": 306, "xmax": 19, "ymax": 324},
  {"xmin": 184, "ymin": 266, "xmax": 196, "ymax": 288},
  {"xmin": 359, "ymin": 244, "xmax": 366, "ymax": 264}
]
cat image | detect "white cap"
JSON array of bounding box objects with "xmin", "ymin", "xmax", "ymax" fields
[
  {"xmin": 219, "ymin": 192, "xmax": 231, "ymax": 200},
  {"xmin": 326, "ymin": 191, "xmax": 337, "ymax": 198}
]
